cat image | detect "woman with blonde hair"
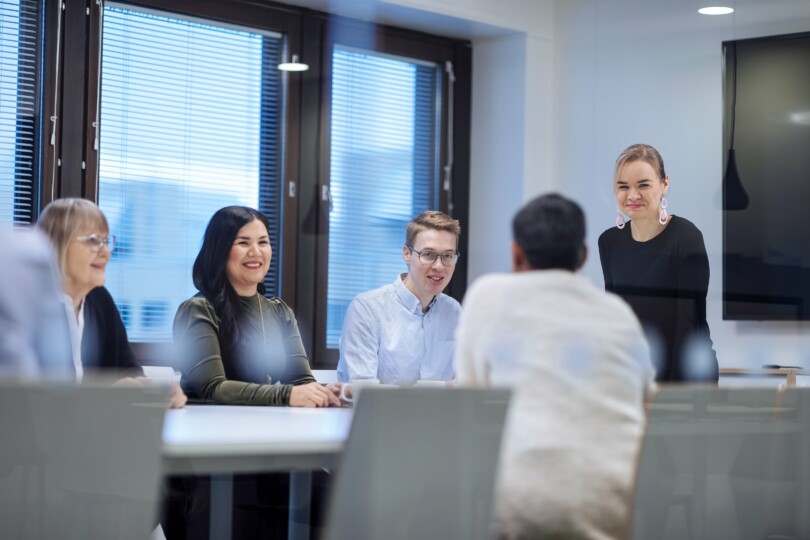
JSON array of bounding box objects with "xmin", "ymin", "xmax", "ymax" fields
[
  {"xmin": 37, "ymin": 198, "xmax": 186, "ymax": 405},
  {"xmin": 598, "ymin": 144, "xmax": 717, "ymax": 382}
]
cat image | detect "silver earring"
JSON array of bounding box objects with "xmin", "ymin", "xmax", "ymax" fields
[
  {"xmin": 659, "ymin": 195, "xmax": 668, "ymax": 225},
  {"xmin": 616, "ymin": 207, "xmax": 625, "ymax": 229}
]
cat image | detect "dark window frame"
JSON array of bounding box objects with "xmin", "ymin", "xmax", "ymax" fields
[
  {"xmin": 1, "ymin": 0, "xmax": 51, "ymax": 223},
  {"xmin": 47, "ymin": 0, "xmax": 470, "ymax": 367},
  {"xmin": 81, "ymin": 0, "xmax": 303, "ymax": 362},
  {"xmin": 302, "ymin": 14, "xmax": 471, "ymax": 368}
]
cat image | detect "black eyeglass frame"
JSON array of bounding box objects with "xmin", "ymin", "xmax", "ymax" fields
[{"xmin": 407, "ymin": 245, "xmax": 460, "ymax": 266}]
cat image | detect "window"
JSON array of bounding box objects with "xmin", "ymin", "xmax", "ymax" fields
[
  {"xmin": 0, "ymin": 0, "xmax": 40, "ymax": 225},
  {"xmin": 97, "ymin": 4, "xmax": 287, "ymax": 341},
  {"xmin": 325, "ymin": 46, "xmax": 442, "ymax": 348},
  {"xmin": 299, "ymin": 18, "xmax": 471, "ymax": 367},
  {"xmin": 52, "ymin": 4, "xmax": 469, "ymax": 363}
]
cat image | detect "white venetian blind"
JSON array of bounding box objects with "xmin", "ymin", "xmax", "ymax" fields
[
  {"xmin": 0, "ymin": 0, "xmax": 39, "ymax": 225},
  {"xmin": 98, "ymin": 4, "xmax": 286, "ymax": 341},
  {"xmin": 326, "ymin": 45, "xmax": 441, "ymax": 348}
]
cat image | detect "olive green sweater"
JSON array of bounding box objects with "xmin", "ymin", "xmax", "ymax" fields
[{"xmin": 173, "ymin": 294, "xmax": 315, "ymax": 405}]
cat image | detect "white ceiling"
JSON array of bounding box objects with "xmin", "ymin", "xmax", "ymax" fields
[
  {"xmin": 277, "ymin": 0, "xmax": 810, "ymax": 42},
  {"xmin": 274, "ymin": 0, "xmax": 524, "ymax": 40},
  {"xmin": 589, "ymin": 0, "xmax": 810, "ymax": 40}
]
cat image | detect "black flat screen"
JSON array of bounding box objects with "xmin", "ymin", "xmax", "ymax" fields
[{"xmin": 723, "ymin": 32, "xmax": 810, "ymax": 320}]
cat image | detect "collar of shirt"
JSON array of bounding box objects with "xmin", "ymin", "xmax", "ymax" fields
[
  {"xmin": 62, "ymin": 293, "xmax": 85, "ymax": 381},
  {"xmin": 393, "ymin": 273, "xmax": 438, "ymax": 315}
]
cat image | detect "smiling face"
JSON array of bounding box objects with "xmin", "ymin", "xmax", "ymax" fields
[
  {"xmin": 64, "ymin": 228, "xmax": 111, "ymax": 299},
  {"xmin": 402, "ymin": 228, "xmax": 458, "ymax": 309},
  {"xmin": 225, "ymin": 219, "xmax": 272, "ymax": 296},
  {"xmin": 615, "ymin": 159, "xmax": 669, "ymax": 223}
]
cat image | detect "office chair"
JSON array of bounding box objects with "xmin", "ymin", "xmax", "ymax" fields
[
  {"xmin": 323, "ymin": 386, "xmax": 511, "ymax": 540},
  {"xmin": 0, "ymin": 380, "xmax": 168, "ymax": 540},
  {"xmin": 630, "ymin": 386, "xmax": 810, "ymax": 540}
]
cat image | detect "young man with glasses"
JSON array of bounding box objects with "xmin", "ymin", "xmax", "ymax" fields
[{"xmin": 337, "ymin": 211, "xmax": 462, "ymax": 386}]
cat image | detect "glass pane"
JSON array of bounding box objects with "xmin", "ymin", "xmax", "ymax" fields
[
  {"xmin": 98, "ymin": 5, "xmax": 286, "ymax": 341},
  {"xmin": 326, "ymin": 45, "xmax": 441, "ymax": 348},
  {"xmin": 0, "ymin": 0, "xmax": 39, "ymax": 225}
]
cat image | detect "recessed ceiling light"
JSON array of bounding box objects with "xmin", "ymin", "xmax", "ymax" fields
[{"xmin": 698, "ymin": 6, "xmax": 734, "ymax": 15}]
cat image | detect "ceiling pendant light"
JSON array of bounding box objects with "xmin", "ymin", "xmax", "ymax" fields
[{"xmin": 278, "ymin": 54, "xmax": 309, "ymax": 72}]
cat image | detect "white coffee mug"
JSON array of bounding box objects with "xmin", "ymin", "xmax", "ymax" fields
[{"xmin": 339, "ymin": 379, "xmax": 383, "ymax": 403}]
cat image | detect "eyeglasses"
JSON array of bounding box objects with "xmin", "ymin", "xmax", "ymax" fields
[
  {"xmin": 75, "ymin": 234, "xmax": 116, "ymax": 253},
  {"xmin": 408, "ymin": 246, "xmax": 460, "ymax": 266}
]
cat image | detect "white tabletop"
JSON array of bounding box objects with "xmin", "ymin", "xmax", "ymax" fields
[{"xmin": 162, "ymin": 405, "xmax": 353, "ymax": 475}]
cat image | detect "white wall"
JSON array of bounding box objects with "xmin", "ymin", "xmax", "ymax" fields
[
  {"xmin": 468, "ymin": 35, "xmax": 527, "ymax": 277},
  {"xmin": 467, "ymin": 32, "xmax": 555, "ymax": 279},
  {"xmin": 289, "ymin": 0, "xmax": 810, "ymax": 370},
  {"xmin": 552, "ymin": 0, "xmax": 810, "ymax": 369}
]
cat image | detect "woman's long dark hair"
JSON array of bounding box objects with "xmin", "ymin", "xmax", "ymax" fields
[{"xmin": 192, "ymin": 206, "xmax": 270, "ymax": 347}]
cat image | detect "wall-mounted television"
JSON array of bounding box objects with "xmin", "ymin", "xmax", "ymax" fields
[{"xmin": 723, "ymin": 31, "xmax": 810, "ymax": 320}]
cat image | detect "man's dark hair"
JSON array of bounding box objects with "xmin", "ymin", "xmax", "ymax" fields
[{"xmin": 511, "ymin": 193, "xmax": 586, "ymax": 271}]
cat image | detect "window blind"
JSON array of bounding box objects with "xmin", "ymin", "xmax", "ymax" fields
[
  {"xmin": 98, "ymin": 4, "xmax": 286, "ymax": 341},
  {"xmin": 326, "ymin": 45, "xmax": 441, "ymax": 348},
  {"xmin": 0, "ymin": 0, "xmax": 39, "ymax": 225}
]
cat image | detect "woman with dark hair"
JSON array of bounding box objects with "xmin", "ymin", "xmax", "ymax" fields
[
  {"xmin": 174, "ymin": 206, "xmax": 340, "ymax": 406},
  {"xmin": 598, "ymin": 144, "xmax": 718, "ymax": 382}
]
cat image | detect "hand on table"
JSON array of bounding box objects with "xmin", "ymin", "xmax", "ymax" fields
[
  {"xmin": 325, "ymin": 382, "xmax": 342, "ymax": 397},
  {"xmin": 167, "ymin": 382, "xmax": 188, "ymax": 409},
  {"xmin": 325, "ymin": 383, "xmax": 354, "ymax": 406},
  {"xmin": 290, "ymin": 382, "xmax": 342, "ymax": 408},
  {"xmin": 115, "ymin": 376, "xmax": 187, "ymax": 409}
]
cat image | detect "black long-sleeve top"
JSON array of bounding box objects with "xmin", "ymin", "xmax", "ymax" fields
[
  {"xmin": 598, "ymin": 216, "xmax": 718, "ymax": 382},
  {"xmin": 173, "ymin": 293, "xmax": 316, "ymax": 405},
  {"xmin": 82, "ymin": 286, "xmax": 144, "ymax": 376}
]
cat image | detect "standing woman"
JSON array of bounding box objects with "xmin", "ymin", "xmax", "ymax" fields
[
  {"xmin": 174, "ymin": 205, "xmax": 340, "ymax": 406},
  {"xmin": 598, "ymin": 144, "xmax": 718, "ymax": 382}
]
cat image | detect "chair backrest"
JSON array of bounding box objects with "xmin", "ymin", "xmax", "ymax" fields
[
  {"xmin": 630, "ymin": 385, "xmax": 810, "ymax": 540},
  {"xmin": 323, "ymin": 387, "xmax": 511, "ymax": 540},
  {"xmin": 0, "ymin": 380, "xmax": 168, "ymax": 540}
]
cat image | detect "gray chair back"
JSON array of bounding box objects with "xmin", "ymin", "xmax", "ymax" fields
[
  {"xmin": 631, "ymin": 386, "xmax": 810, "ymax": 540},
  {"xmin": 0, "ymin": 380, "xmax": 168, "ymax": 540},
  {"xmin": 324, "ymin": 387, "xmax": 510, "ymax": 540}
]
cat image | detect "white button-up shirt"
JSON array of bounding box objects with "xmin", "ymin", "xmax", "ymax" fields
[{"xmin": 337, "ymin": 273, "xmax": 461, "ymax": 385}]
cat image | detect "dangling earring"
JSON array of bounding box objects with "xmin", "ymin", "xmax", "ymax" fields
[
  {"xmin": 659, "ymin": 194, "xmax": 668, "ymax": 225},
  {"xmin": 615, "ymin": 207, "xmax": 625, "ymax": 229}
]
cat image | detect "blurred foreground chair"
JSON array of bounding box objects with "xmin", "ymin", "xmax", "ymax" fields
[
  {"xmin": 323, "ymin": 387, "xmax": 510, "ymax": 540},
  {"xmin": 630, "ymin": 386, "xmax": 810, "ymax": 540},
  {"xmin": 0, "ymin": 380, "xmax": 168, "ymax": 540}
]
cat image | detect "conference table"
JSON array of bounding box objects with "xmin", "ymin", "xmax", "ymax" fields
[{"xmin": 161, "ymin": 405, "xmax": 354, "ymax": 540}]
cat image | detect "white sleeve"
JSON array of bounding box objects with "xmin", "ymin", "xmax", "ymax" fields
[
  {"xmin": 454, "ymin": 278, "xmax": 491, "ymax": 387},
  {"xmin": 337, "ymin": 297, "xmax": 380, "ymax": 382}
]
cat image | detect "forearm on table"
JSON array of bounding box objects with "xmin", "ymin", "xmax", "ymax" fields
[
  {"xmin": 187, "ymin": 358, "xmax": 292, "ymax": 405},
  {"xmin": 209, "ymin": 378, "xmax": 292, "ymax": 405}
]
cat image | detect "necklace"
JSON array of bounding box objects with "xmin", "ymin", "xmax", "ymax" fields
[
  {"xmin": 257, "ymin": 292, "xmax": 267, "ymax": 346},
  {"xmin": 257, "ymin": 292, "xmax": 272, "ymax": 384}
]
